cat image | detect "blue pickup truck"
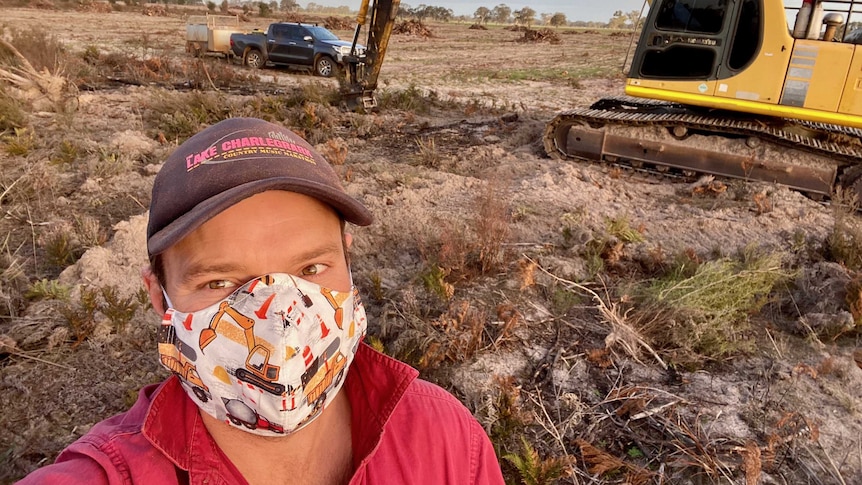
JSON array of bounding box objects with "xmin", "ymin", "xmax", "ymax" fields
[{"xmin": 229, "ymin": 22, "xmax": 363, "ymax": 77}]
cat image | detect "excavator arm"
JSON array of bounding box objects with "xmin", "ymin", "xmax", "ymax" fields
[{"xmin": 341, "ymin": 0, "xmax": 401, "ymax": 109}]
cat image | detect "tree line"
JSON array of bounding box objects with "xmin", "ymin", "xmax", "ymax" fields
[
  {"xmin": 399, "ymin": 3, "xmax": 643, "ymax": 28},
  {"xmin": 153, "ymin": 0, "xmax": 643, "ymax": 29}
]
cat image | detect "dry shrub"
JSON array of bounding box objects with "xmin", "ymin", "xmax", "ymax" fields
[
  {"xmin": 827, "ymin": 187, "xmax": 862, "ymax": 270},
  {"xmin": 418, "ymin": 183, "xmax": 511, "ymax": 284},
  {"xmin": 632, "ymin": 248, "xmax": 790, "ymax": 363},
  {"xmin": 393, "ymin": 19, "xmax": 433, "ymax": 37},
  {"xmin": 576, "ymin": 439, "xmax": 629, "ymax": 476},
  {"xmin": 429, "ymin": 300, "xmax": 486, "ymax": 361},
  {"xmin": 488, "ymin": 375, "xmax": 533, "ymax": 449},
  {"xmin": 377, "ymin": 85, "xmax": 435, "ymax": 113},
  {"xmin": 504, "ymin": 436, "xmax": 573, "ymax": 485},
  {"xmin": 282, "ymin": 12, "xmax": 305, "ymax": 23},
  {"xmin": 178, "ymin": 58, "xmax": 259, "ymax": 90},
  {"xmin": 284, "ymin": 102, "xmax": 339, "ymax": 144},
  {"xmin": 145, "ymin": 90, "xmax": 242, "ymax": 142},
  {"xmin": 141, "ymin": 3, "xmax": 166, "ymax": 15},
  {"xmin": 0, "ymin": 89, "xmax": 28, "ymax": 131},
  {"xmin": 474, "ymin": 182, "xmax": 511, "ymax": 273},
  {"xmin": 516, "ymin": 28, "xmax": 561, "ymax": 44},
  {"xmin": 411, "ymin": 136, "xmax": 442, "ymax": 168},
  {"xmin": 76, "ymin": 0, "xmax": 112, "ymax": 12},
  {"xmin": 468, "ymin": 24, "xmax": 487, "ymax": 30},
  {"xmin": 0, "ymin": 26, "xmax": 79, "ymax": 112},
  {"xmin": 318, "ymin": 138, "xmax": 348, "ymax": 166},
  {"xmin": 741, "ymin": 441, "xmax": 762, "ymax": 485},
  {"xmin": 324, "ymin": 16, "xmax": 352, "ymax": 30},
  {"xmin": 0, "ymin": 26, "xmax": 67, "ymax": 74},
  {"xmin": 0, "ymin": 252, "xmax": 27, "ymax": 319}
]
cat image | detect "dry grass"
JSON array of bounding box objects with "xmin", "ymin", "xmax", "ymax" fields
[
  {"xmin": 828, "ymin": 187, "xmax": 862, "ymax": 271},
  {"xmin": 0, "ymin": 26, "xmax": 78, "ymax": 113},
  {"xmin": 144, "ymin": 90, "xmax": 241, "ymax": 142},
  {"xmin": 412, "ymin": 136, "xmax": 443, "ymax": 168},
  {"xmin": 418, "ymin": 183, "xmax": 512, "ymax": 286},
  {"xmin": 0, "ymin": 88, "xmax": 27, "ymax": 131}
]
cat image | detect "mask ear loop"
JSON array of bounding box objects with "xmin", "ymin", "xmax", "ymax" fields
[{"xmin": 161, "ymin": 288, "xmax": 175, "ymax": 310}]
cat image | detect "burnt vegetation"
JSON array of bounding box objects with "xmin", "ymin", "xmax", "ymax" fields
[{"xmin": 1, "ymin": 9, "xmax": 862, "ymax": 485}]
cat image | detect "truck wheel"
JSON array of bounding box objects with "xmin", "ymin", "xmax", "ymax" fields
[
  {"xmin": 314, "ymin": 56, "xmax": 337, "ymax": 77},
  {"xmin": 245, "ymin": 49, "xmax": 265, "ymax": 69}
]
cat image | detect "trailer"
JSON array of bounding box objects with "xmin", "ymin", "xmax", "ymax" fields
[{"xmin": 185, "ymin": 14, "xmax": 243, "ymax": 57}]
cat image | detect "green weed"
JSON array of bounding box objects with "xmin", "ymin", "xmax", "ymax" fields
[
  {"xmin": 25, "ymin": 278, "xmax": 71, "ymax": 301},
  {"xmin": 89, "ymin": 147, "xmax": 134, "ymax": 179},
  {"xmin": 60, "ymin": 286, "xmax": 99, "ymax": 347},
  {"xmin": 420, "ymin": 264, "xmax": 454, "ymax": 300},
  {"xmin": 42, "ymin": 228, "xmax": 83, "ymax": 269},
  {"xmin": 606, "ymin": 215, "xmax": 644, "ymax": 243},
  {"xmin": 53, "ymin": 139, "xmax": 79, "ymax": 165},
  {"xmin": 633, "ymin": 248, "xmax": 791, "ymax": 362},
  {"xmin": 2, "ymin": 128, "xmax": 35, "ymax": 156},
  {"xmin": 503, "ymin": 436, "xmax": 572, "ymax": 485},
  {"xmin": 100, "ymin": 286, "xmax": 138, "ymax": 333},
  {"xmin": 368, "ymin": 271, "xmax": 385, "ymax": 301}
]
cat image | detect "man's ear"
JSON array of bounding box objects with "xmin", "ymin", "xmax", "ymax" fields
[
  {"xmin": 141, "ymin": 266, "xmax": 166, "ymax": 315},
  {"xmin": 344, "ymin": 232, "xmax": 353, "ymax": 249}
]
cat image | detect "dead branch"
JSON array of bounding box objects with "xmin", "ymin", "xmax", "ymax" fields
[{"xmin": 525, "ymin": 255, "xmax": 667, "ymax": 370}]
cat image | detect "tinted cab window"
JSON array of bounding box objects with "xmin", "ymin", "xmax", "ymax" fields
[{"xmin": 656, "ymin": 0, "xmax": 727, "ymax": 34}]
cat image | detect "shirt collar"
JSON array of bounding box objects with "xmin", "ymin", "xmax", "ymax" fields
[{"xmin": 141, "ymin": 342, "xmax": 419, "ymax": 478}]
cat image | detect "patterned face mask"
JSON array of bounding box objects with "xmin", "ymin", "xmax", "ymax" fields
[{"xmin": 157, "ymin": 273, "xmax": 366, "ymax": 436}]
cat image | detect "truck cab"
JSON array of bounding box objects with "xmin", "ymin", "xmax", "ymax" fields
[{"xmin": 230, "ymin": 22, "xmax": 364, "ymax": 77}]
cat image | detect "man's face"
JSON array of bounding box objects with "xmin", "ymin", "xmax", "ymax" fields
[{"xmin": 147, "ymin": 190, "xmax": 352, "ymax": 313}]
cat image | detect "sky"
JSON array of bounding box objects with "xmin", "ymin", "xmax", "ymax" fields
[{"xmin": 308, "ymin": 0, "xmax": 649, "ymax": 23}]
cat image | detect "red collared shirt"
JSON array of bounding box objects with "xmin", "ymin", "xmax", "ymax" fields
[{"xmin": 18, "ymin": 344, "xmax": 504, "ymax": 484}]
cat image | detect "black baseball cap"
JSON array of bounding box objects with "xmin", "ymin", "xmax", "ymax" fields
[{"xmin": 146, "ymin": 117, "xmax": 372, "ymax": 257}]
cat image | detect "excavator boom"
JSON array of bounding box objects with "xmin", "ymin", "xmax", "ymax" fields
[{"xmin": 342, "ymin": 0, "xmax": 401, "ymax": 109}]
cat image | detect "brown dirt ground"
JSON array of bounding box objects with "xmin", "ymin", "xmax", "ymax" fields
[{"xmin": 1, "ymin": 7, "xmax": 861, "ymax": 485}]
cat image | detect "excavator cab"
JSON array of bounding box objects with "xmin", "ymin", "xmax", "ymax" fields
[
  {"xmin": 544, "ymin": 0, "xmax": 862, "ymax": 199},
  {"xmin": 627, "ymin": 0, "xmax": 862, "ymax": 128}
]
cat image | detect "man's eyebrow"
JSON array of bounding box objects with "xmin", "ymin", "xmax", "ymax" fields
[
  {"xmin": 288, "ymin": 241, "xmax": 345, "ymax": 267},
  {"xmin": 177, "ymin": 241, "xmax": 345, "ymax": 284},
  {"xmin": 178, "ymin": 262, "xmax": 245, "ymax": 285}
]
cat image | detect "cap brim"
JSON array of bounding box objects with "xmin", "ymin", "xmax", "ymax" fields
[{"xmin": 147, "ymin": 178, "xmax": 373, "ymax": 257}]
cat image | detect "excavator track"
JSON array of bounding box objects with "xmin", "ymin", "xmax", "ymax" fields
[{"xmin": 544, "ymin": 96, "xmax": 862, "ymax": 197}]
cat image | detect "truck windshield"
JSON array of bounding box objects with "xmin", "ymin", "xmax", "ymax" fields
[{"xmin": 307, "ymin": 26, "xmax": 340, "ymax": 41}]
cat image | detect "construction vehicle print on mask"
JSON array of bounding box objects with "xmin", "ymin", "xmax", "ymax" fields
[
  {"xmin": 199, "ymin": 298, "xmax": 287, "ymax": 396},
  {"xmin": 300, "ymin": 337, "xmax": 347, "ymax": 419},
  {"xmin": 223, "ymin": 398, "xmax": 285, "ymax": 434},
  {"xmin": 158, "ymin": 322, "xmax": 211, "ymax": 403}
]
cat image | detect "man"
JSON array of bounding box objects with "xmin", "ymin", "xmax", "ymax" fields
[{"xmin": 20, "ymin": 118, "xmax": 505, "ymax": 484}]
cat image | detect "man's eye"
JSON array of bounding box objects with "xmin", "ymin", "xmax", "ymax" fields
[
  {"xmin": 301, "ymin": 264, "xmax": 327, "ymax": 276},
  {"xmin": 207, "ymin": 280, "xmax": 236, "ymax": 290}
]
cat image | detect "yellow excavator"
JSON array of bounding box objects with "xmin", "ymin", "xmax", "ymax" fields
[
  {"xmin": 546, "ymin": 0, "xmax": 862, "ymax": 198},
  {"xmin": 199, "ymin": 300, "xmax": 286, "ymax": 396},
  {"xmin": 345, "ymin": 0, "xmax": 862, "ymax": 198}
]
